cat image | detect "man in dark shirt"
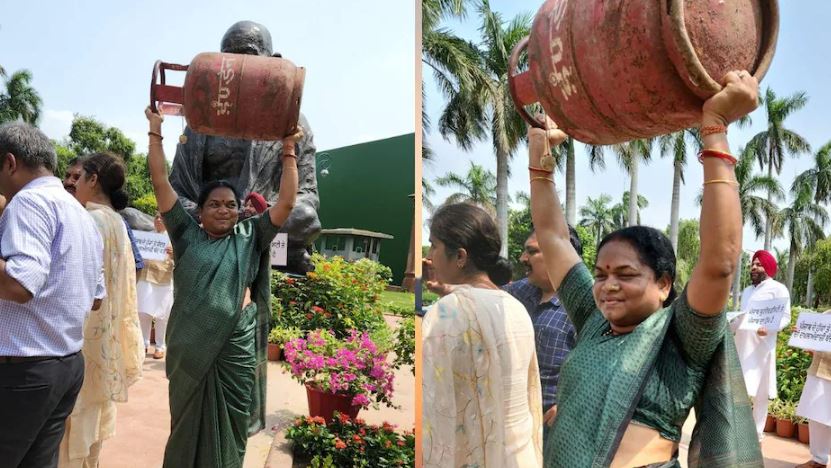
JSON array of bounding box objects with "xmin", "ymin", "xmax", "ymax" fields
[{"xmin": 503, "ymin": 225, "xmax": 582, "ymax": 436}]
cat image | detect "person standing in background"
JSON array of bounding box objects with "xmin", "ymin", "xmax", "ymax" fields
[
  {"xmin": 137, "ymin": 211, "xmax": 175, "ymax": 360},
  {"xmin": 0, "ymin": 122, "xmax": 104, "ymax": 468}
]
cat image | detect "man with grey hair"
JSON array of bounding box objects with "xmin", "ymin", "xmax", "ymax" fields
[{"xmin": 0, "ymin": 122, "xmax": 104, "ymax": 467}]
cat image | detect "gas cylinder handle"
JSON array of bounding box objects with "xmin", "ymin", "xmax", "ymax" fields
[
  {"xmin": 150, "ymin": 60, "xmax": 188, "ymax": 114},
  {"xmin": 508, "ymin": 36, "xmax": 545, "ymax": 129},
  {"xmin": 662, "ymin": 0, "xmax": 779, "ymax": 99}
]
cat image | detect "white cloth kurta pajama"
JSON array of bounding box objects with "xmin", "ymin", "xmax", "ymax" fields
[
  {"xmin": 733, "ymin": 278, "xmax": 791, "ymax": 439},
  {"xmin": 796, "ymin": 309, "xmax": 831, "ymax": 465},
  {"xmin": 136, "ymin": 233, "xmax": 174, "ymax": 352}
]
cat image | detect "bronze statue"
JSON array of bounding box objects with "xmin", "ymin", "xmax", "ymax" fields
[{"xmin": 169, "ymin": 20, "xmax": 320, "ymax": 273}]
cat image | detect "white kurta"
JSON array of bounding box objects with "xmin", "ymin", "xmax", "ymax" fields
[{"xmin": 733, "ymin": 278, "xmax": 791, "ymax": 398}]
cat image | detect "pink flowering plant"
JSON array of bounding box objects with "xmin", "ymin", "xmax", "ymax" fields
[{"xmin": 283, "ymin": 329, "xmax": 397, "ymax": 409}]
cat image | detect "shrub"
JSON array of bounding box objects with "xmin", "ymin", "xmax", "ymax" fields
[
  {"xmin": 272, "ymin": 255, "xmax": 392, "ymax": 343},
  {"xmin": 132, "ymin": 193, "xmax": 157, "ymax": 215},
  {"xmin": 286, "ymin": 412, "xmax": 414, "ymax": 468},
  {"xmin": 392, "ymin": 317, "xmax": 414, "ymax": 374},
  {"xmin": 776, "ymin": 309, "xmax": 813, "ymax": 403}
]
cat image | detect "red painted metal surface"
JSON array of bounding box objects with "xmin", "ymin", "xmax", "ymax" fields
[
  {"xmin": 150, "ymin": 52, "xmax": 305, "ymax": 141},
  {"xmin": 509, "ymin": 0, "xmax": 779, "ymax": 145}
]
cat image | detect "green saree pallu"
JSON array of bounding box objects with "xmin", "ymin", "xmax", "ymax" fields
[
  {"xmin": 161, "ymin": 201, "xmax": 278, "ymax": 468},
  {"xmin": 543, "ymin": 263, "xmax": 763, "ymax": 468}
]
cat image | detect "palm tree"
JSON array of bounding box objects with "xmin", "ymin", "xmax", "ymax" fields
[
  {"xmin": 422, "ymin": 0, "xmax": 483, "ymax": 161},
  {"xmin": 437, "ymin": 0, "xmax": 532, "ymax": 256},
  {"xmin": 611, "ymin": 139, "xmax": 653, "ymax": 226},
  {"xmin": 421, "ymin": 0, "xmax": 479, "ymax": 160},
  {"xmin": 658, "ymin": 130, "xmax": 701, "ymax": 250},
  {"xmin": 775, "ymin": 182, "xmax": 828, "ymax": 295},
  {"xmin": 422, "ymin": 178, "xmax": 437, "ymax": 216},
  {"xmin": 579, "ymin": 194, "xmax": 615, "ymax": 243},
  {"xmin": 434, "ymin": 161, "xmax": 498, "ymax": 212},
  {"xmin": 747, "ymin": 87, "xmax": 811, "ymax": 249},
  {"xmin": 612, "ymin": 191, "xmax": 648, "ymax": 228},
  {"xmin": 560, "ymin": 138, "xmax": 606, "ymax": 226},
  {"xmin": 0, "ymin": 69, "xmax": 42, "ymax": 124},
  {"xmin": 793, "ymin": 140, "xmax": 831, "ymax": 205}
]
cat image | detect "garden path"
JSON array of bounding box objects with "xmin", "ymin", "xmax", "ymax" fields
[{"xmin": 98, "ymin": 315, "xmax": 415, "ymax": 467}]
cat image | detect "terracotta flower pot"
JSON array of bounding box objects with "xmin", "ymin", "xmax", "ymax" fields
[
  {"xmin": 267, "ymin": 343, "xmax": 282, "ymax": 361},
  {"xmin": 798, "ymin": 422, "xmax": 810, "ymax": 444},
  {"xmin": 305, "ymin": 384, "xmax": 360, "ymax": 423},
  {"xmin": 764, "ymin": 414, "xmax": 776, "ymax": 433},
  {"xmin": 775, "ymin": 418, "xmax": 795, "ymax": 439}
]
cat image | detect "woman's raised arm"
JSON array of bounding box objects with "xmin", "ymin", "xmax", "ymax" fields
[
  {"xmin": 528, "ymin": 118, "xmax": 582, "ymax": 291},
  {"xmin": 144, "ymin": 107, "xmax": 178, "ymax": 213},
  {"xmin": 687, "ymin": 71, "xmax": 759, "ymax": 316},
  {"xmin": 267, "ymin": 127, "xmax": 303, "ymax": 227}
]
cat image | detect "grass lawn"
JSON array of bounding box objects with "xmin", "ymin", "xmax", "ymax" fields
[{"xmin": 379, "ymin": 290, "xmax": 415, "ymax": 316}]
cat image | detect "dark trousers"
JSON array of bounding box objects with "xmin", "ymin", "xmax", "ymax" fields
[{"xmin": 0, "ymin": 352, "xmax": 84, "ymax": 468}]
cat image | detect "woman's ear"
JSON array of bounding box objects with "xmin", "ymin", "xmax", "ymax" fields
[{"xmin": 456, "ymin": 247, "xmax": 469, "ymax": 270}]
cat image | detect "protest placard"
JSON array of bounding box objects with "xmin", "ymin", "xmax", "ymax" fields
[
  {"xmin": 133, "ymin": 231, "xmax": 169, "ymax": 261},
  {"xmin": 738, "ymin": 297, "xmax": 789, "ymax": 332},
  {"xmin": 788, "ymin": 311, "xmax": 831, "ymax": 353},
  {"xmin": 270, "ymin": 233, "xmax": 288, "ymax": 267}
]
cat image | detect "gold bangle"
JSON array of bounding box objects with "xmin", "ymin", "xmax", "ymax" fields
[
  {"xmin": 703, "ymin": 179, "xmax": 739, "ymax": 186},
  {"xmin": 282, "ymin": 153, "xmax": 297, "ymax": 160},
  {"xmin": 148, "ymin": 131, "xmax": 163, "ymax": 140},
  {"xmin": 530, "ymin": 176, "xmax": 554, "ymax": 184}
]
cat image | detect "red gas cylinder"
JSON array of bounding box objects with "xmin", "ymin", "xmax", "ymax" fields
[
  {"xmin": 150, "ymin": 52, "xmax": 305, "ymax": 141},
  {"xmin": 508, "ymin": 0, "xmax": 779, "ymax": 145}
]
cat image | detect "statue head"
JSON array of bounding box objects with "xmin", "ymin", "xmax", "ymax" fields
[{"xmin": 221, "ymin": 21, "xmax": 277, "ymax": 57}]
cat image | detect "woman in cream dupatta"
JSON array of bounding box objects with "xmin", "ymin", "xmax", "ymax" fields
[
  {"xmin": 60, "ymin": 152, "xmax": 144, "ymax": 467},
  {"xmin": 423, "ymin": 203, "xmax": 543, "ymax": 467}
]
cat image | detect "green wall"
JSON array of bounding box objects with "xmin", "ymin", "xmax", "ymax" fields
[{"xmin": 315, "ymin": 133, "xmax": 415, "ymax": 284}]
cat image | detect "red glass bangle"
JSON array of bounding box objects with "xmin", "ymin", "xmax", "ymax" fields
[{"xmin": 698, "ymin": 149, "xmax": 737, "ymax": 165}]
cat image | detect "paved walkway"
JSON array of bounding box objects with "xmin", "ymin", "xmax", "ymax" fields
[
  {"xmin": 99, "ymin": 316, "xmax": 414, "ymax": 467},
  {"xmin": 678, "ymin": 410, "xmax": 811, "ymax": 467}
]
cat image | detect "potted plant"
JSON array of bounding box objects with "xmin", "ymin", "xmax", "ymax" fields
[
  {"xmin": 267, "ymin": 328, "xmax": 282, "ymax": 361},
  {"xmin": 283, "ymin": 329, "xmax": 397, "ymax": 423},
  {"xmin": 764, "ymin": 400, "xmax": 778, "ymax": 433},
  {"xmin": 267, "ymin": 326, "xmax": 302, "ymax": 362},
  {"xmin": 774, "ymin": 400, "xmax": 796, "ymax": 439},
  {"xmin": 795, "ymin": 415, "xmax": 810, "ymax": 444}
]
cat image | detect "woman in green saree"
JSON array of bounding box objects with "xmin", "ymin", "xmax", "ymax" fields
[
  {"xmin": 144, "ymin": 107, "xmax": 302, "ymax": 467},
  {"xmin": 529, "ymin": 72, "xmax": 763, "ymax": 467}
]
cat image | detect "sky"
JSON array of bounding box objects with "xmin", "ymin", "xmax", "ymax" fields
[
  {"xmin": 423, "ymin": 1, "xmax": 831, "ymax": 254},
  {"xmin": 0, "ymin": 0, "xmax": 415, "ymax": 159}
]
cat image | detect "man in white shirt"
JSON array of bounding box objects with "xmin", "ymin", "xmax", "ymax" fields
[
  {"xmin": 733, "ymin": 249, "xmax": 791, "ymax": 440},
  {"xmin": 0, "ymin": 122, "xmax": 104, "ymax": 467}
]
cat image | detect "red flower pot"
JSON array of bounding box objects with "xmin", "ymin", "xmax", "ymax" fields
[
  {"xmin": 305, "ymin": 384, "xmax": 360, "ymax": 423},
  {"xmin": 267, "ymin": 343, "xmax": 282, "ymax": 361},
  {"xmin": 775, "ymin": 419, "xmax": 795, "ymax": 439},
  {"xmin": 798, "ymin": 422, "xmax": 810, "ymax": 444},
  {"xmin": 764, "ymin": 414, "xmax": 776, "ymax": 433}
]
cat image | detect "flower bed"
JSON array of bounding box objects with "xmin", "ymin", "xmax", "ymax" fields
[{"xmin": 286, "ymin": 412, "xmax": 414, "ymax": 468}]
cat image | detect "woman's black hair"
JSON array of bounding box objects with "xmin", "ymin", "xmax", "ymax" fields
[
  {"xmin": 430, "ymin": 203, "xmax": 512, "ymax": 286},
  {"xmin": 598, "ymin": 226, "xmax": 677, "ymax": 307},
  {"xmin": 196, "ymin": 180, "xmax": 241, "ymax": 209},
  {"xmin": 81, "ymin": 152, "xmax": 129, "ymax": 211}
]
